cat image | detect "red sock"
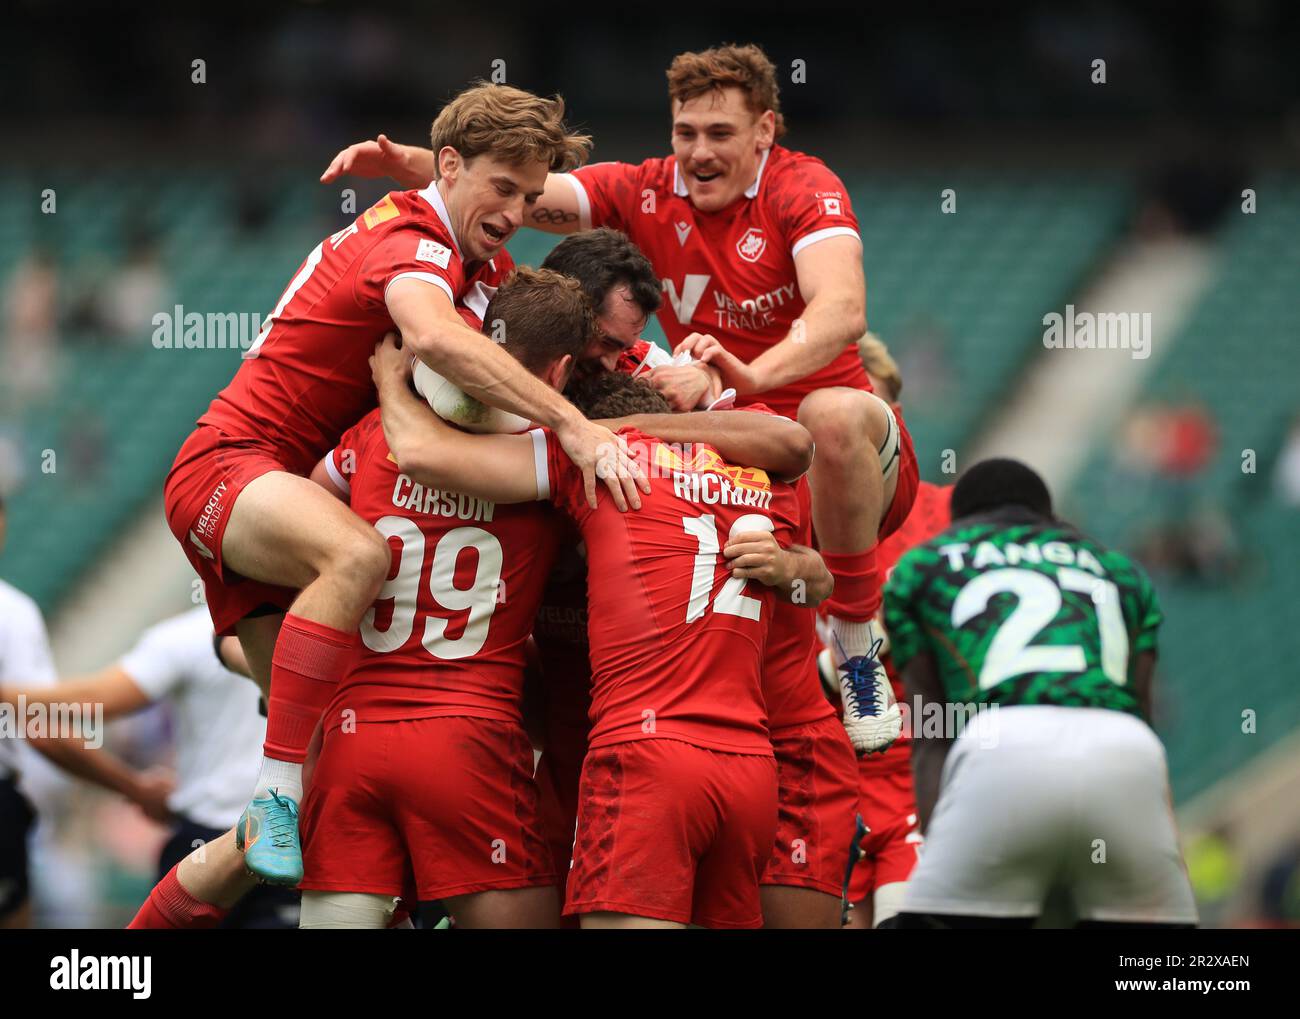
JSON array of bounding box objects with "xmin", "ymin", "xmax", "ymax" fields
[
  {"xmin": 821, "ymin": 547, "xmax": 882, "ymax": 621},
  {"xmin": 127, "ymin": 864, "xmax": 227, "ymax": 929},
  {"xmin": 264, "ymin": 614, "xmax": 357, "ymax": 763}
]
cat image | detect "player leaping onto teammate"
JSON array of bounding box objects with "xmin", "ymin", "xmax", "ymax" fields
[
  {"xmin": 161, "ymin": 82, "xmax": 647, "ymax": 897},
  {"xmin": 324, "ymin": 43, "xmax": 917, "ymax": 758}
]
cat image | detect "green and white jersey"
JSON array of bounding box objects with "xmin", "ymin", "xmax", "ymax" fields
[{"xmin": 883, "ymin": 508, "xmax": 1161, "ymax": 716}]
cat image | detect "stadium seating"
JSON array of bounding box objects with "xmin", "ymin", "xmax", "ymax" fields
[
  {"xmin": 1063, "ymin": 174, "xmax": 1300, "ymax": 799},
  {"xmin": 0, "ymin": 167, "xmax": 335, "ymax": 609}
]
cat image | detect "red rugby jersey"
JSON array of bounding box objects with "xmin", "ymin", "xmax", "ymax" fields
[
  {"xmin": 539, "ymin": 427, "xmax": 800, "ymax": 754},
  {"xmin": 762, "ymin": 477, "xmax": 837, "ymax": 732},
  {"xmin": 197, "ymin": 184, "xmax": 513, "ymax": 474},
  {"xmin": 318, "ymin": 410, "xmax": 560, "ymax": 729},
  {"xmin": 861, "ymin": 480, "xmax": 953, "ymax": 773},
  {"xmin": 566, "ymin": 145, "xmax": 869, "ymax": 417}
]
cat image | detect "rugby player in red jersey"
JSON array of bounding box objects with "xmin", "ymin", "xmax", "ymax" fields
[
  {"xmin": 834, "ymin": 335, "xmax": 952, "ymax": 928},
  {"xmin": 155, "ymin": 83, "xmax": 652, "ymax": 913},
  {"xmin": 296, "ymin": 268, "xmax": 590, "ymax": 928},
  {"xmin": 371, "ymin": 340, "xmax": 833, "ymax": 928},
  {"xmin": 325, "ymin": 44, "xmax": 917, "ymax": 761},
  {"xmin": 519, "ymin": 228, "xmax": 856, "ymax": 928}
]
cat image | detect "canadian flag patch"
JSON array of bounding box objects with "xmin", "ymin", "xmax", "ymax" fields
[
  {"xmin": 820, "ymin": 197, "xmax": 842, "ymax": 216},
  {"xmin": 416, "ymin": 239, "xmax": 452, "ymax": 268},
  {"xmin": 736, "ymin": 227, "xmax": 766, "ymax": 263}
]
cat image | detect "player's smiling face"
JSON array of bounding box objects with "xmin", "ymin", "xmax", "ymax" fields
[
  {"xmin": 578, "ymin": 285, "xmax": 647, "ymax": 375},
  {"xmin": 439, "ymin": 151, "xmax": 548, "ymax": 262},
  {"xmin": 671, "ymin": 87, "xmax": 776, "ymax": 213}
]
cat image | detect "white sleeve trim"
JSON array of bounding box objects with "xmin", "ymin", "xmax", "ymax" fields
[
  {"xmin": 791, "ymin": 226, "xmax": 860, "ymax": 259},
  {"xmin": 529, "ymin": 428, "xmax": 551, "ymax": 501},
  {"xmin": 324, "ymin": 452, "xmax": 351, "ymax": 496},
  {"xmin": 562, "ymin": 173, "xmax": 593, "ymax": 230},
  {"xmin": 385, "ymin": 271, "xmax": 455, "ymax": 305}
]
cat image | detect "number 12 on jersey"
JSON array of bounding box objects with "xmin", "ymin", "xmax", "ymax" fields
[{"xmin": 682, "ymin": 513, "xmax": 773, "ymax": 623}]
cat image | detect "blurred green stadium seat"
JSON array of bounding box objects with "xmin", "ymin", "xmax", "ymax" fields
[{"xmin": 1063, "ymin": 173, "xmax": 1300, "ymax": 799}]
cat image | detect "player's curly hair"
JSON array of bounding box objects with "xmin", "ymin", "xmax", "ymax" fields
[
  {"xmin": 487, "ymin": 266, "xmax": 596, "ymax": 374},
  {"xmin": 667, "ymin": 43, "xmax": 786, "ymax": 139},
  {"xmin": 430, "ymin": 82, "xmax": 591, "ymax": 175},
  {"xmin": 564, "ymin": 370, "xmax": 670, "ymax": 420}
]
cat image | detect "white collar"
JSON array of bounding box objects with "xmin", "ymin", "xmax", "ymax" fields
[
  {"xmin": 417, "ymin": 180, "xmax": 461, "ymax": 255},
  {"xmin": 673, "ymin": 147, "xmax": 772, "ymax": 201}
]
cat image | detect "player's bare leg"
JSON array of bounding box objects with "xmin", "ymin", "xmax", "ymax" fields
[
  {"xmin": 233, "ymin": 612, "xmax": 284, "ymax": 700},
  {"xmin": 760, "ymin": 885, "xmax": 843, "ymax": 929},
  {"xmin": 442, "ymin": 886, "xmax": 561, "ymax": 929},
  {"xmin": 127, "ymin": 828, "xmax": 252, "ymax": 929},
  {"xmin": 299, "ymin": 891, "xmax": 399, "ymax": 929},
  {"xmin": 846, "ymin": 896, "xmax": 873, "ymax": 930},
  {"xmin": 580, "ymin": 911, "xmax": 687, "ymax": 930},
  {"xmin": 220, "ymin": 471, "xmax": 390, "ymax": 884},
  {"xmin": 176, "ymin": 828, "xmax": 258, "ymax": 909},
  {"xmin": 798, "ymin": 388, "xmax": 902, "ymax": 753}
]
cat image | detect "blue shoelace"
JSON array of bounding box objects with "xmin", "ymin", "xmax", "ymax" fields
[
  {"xmin": 263, "ymin": 789, "xmax": 300, "ymax": 849},
  {"xmin": 834, "ymin": 634, "xmax": 886, "ymax": 719}
]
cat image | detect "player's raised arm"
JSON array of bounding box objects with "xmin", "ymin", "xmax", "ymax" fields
[
  {"xmin": 321, "ymin": 137, "xmax": 584, "ymax": 235},
  {"xmin": 320, "ymin": 134, "xmax": 436, "ymax": 189},
  {"xmin": 678, "ymin": 235, "xmax": 866, "ymax": 396},
  {"xmin": 609, "ymin": 408, "xmax": 814, "ymax": 482},
  {"xmin": 385, "ymin": 282, "xmax": 647, "ymax": 509}
]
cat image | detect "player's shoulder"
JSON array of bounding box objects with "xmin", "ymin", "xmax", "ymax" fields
[
  {"xmin": 763, "ymin": 144, "xmax": 847, "ymax": 191},
  {"xmin": 0, "ymin": 578, "xmax": 45, "ymax": 634},
  {"xmin": 339, "ymin": 407, "xmax": 388, "ymax": 458},
  {"xmin": 368, "ymin": 187, "xmax": 460, "ymax": 249}
]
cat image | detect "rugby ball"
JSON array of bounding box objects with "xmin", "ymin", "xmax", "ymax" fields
[{"xmin": 411, "ymin": 358, "xmax": 531, "ymax": 434}]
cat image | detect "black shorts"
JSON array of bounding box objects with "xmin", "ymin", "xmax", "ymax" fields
[
  {"xmin": 0, "ymin": 776, "xmax": 36, "ymax": 919},
  {"xmin": 159, "ymin": 819, "xmax": 300, "ymax": 929}
]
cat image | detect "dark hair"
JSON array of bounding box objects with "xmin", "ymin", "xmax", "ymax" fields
[
  {"xmin": 541, "ymin": 228, "xmax": 661, "ymax": 318},
  {"xmin": 486, "ymin": 266, "xmax": 595, "ymax": 374},
  {"xmin": 564, "ymin": 371, "xmax": 670, "ymax": 419},
  {"xmin": 951, "ymin": 458, "xmax": 1054, "ymax": 520}
]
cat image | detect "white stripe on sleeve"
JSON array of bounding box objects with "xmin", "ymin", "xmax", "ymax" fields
[
  {"xmin": 562, "ymin": 174, "xmax": 593, "ymax": 230},
  {"xmin": 530, "ymin": 428, "xmax": 551, "ymax": 501},
  {"xmin": 790, "ymin": 226, "xmax": 861, "ymax": 259},
  {"xmin": 385, "ymin": 271, "xmax": 456, "ymax": 305}
]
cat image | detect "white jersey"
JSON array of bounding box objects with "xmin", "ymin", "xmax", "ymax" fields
[
  {"xmin": 0, "ymin": 578, "xmax": 57, "ymax": 783},
  {"xmin": 120, "ymin": 607, "xmax": 264, "ymax": 830}
]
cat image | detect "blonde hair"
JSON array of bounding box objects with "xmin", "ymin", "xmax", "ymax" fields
[
  {"xmin": 430, "ymin": 83, "xmax": 591, "ymax": 176},
  {"xmin": 857, "ymin": 332, "xmax": 902, "ymax": 402},
  {"xmin": 666, "ymin": 43, "xmax": 786, "ymax": 139}
]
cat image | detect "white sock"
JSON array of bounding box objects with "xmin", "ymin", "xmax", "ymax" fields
[
  {"xmin": 826, "ymin": 616, "xmax": 876, "ymax": 665},
  {"xmin": 254, "ymin": 756, "xmax": 304, "ymax": 803}
]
